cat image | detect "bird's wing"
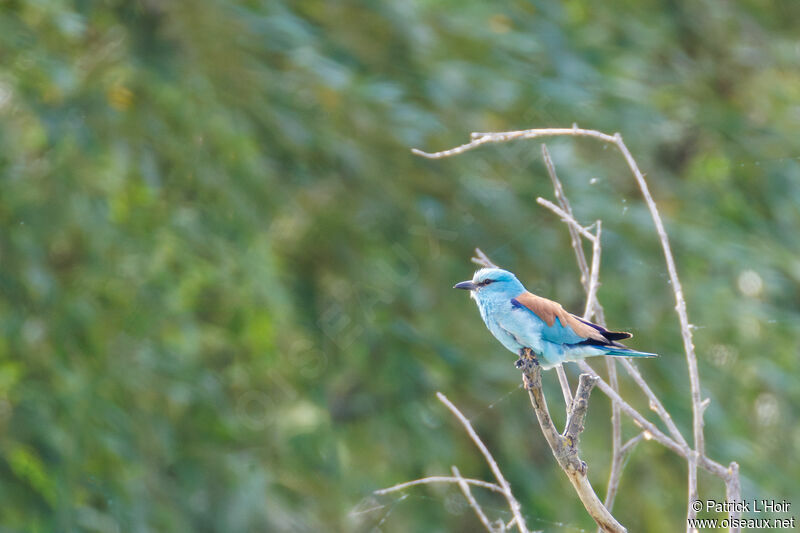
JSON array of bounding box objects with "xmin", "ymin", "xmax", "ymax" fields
[{"xmin": 511, "ymin": 291, "xmax": 631, "ymax": 346}]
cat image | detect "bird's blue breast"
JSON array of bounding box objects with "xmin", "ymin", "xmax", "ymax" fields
[{"xmin": 477, "ymin": 297, "xmax": 538, "ymax": 355}]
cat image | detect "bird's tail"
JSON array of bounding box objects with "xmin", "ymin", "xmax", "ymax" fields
[{"xmin": 604, "ymin": 348, "xmax": 658, "ymax": 358}]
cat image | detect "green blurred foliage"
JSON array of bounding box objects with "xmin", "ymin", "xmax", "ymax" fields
[{"xmin": 0, "ymin": 0, "xmax": 798, "ymax": 531}]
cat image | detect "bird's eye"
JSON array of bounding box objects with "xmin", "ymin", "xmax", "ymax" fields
[{"xmin": 480, "ymin": 279, "xmax": 494, "ymax": 287}]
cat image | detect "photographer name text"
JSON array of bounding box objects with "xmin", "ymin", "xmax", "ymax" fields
[{"xmin": 703, "ymin": 499, "xmax": 791, "ymax": 514}]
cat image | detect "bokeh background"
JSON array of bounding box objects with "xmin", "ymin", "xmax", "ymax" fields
[{"xmin": 1, "ymin": 1, "xmax": 799, "ymax": 531}]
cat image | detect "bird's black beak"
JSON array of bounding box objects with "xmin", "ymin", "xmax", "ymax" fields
[{"xmin": 453, "ymin": 280, "xmax": 476, "ymax": 290}]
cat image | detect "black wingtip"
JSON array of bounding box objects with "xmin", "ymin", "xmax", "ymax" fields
[{"xmin": 605, "ymin": 331, "xmax": 633, "ymax": 341}]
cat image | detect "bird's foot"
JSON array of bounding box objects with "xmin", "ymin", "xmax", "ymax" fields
[{"xmin": 515, "ymin": 348, "xmax": 539, "ymax": 370}]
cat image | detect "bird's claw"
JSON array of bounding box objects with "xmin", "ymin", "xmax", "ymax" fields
[{"xmin": 515, "ymin": 348, "xmax": 539, "ymax": 370}]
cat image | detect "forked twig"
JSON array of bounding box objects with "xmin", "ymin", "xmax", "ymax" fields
[
  {"xmin": 375, "ymin": 390, "xmax": 531, "ymax": 531},
  {"xmin": 437, "ymin": 392, "xmax": 528, "ymax": 533},
  {"xmin": 518, "ymin": 353, "xmax": 625, "ymax": 533},
  {"xmin": 375, "ymin": 476, "xmax": 505, "ymax": 496},
  {"xmin": 452, "ymin": 466, "xmax": 496, "ymax": 532}
]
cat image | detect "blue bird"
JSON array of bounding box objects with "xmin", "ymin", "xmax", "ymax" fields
[{"xmin": 454, "ymin": 268, "xmax": 657, "ymax": 369}]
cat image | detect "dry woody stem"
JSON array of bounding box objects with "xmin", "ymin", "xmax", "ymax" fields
[
  {"xmin": 436, "ymin": 392, "xmax": 528, "ymax": 533},
  {"xmin": 452, "ymin": 466, "xmax": 497, "ymax": 533},
  {"xmin": 518, "ymin": 351, "xmax": 626, "ymax": 533}
]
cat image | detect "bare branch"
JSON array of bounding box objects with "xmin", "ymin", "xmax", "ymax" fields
[
  {"xmin": 472, "ymin": 248, "xmax": 499, "ymax": 269},
  {"xmin": 610, "ymin": 133, "xmax": 705, "ymax": 526},
  {"xmin": 536, "ymin": 198, "xmax": 597, "ymax": 241},
  {"xmin": 583, "ymin": 221, "xmax": 602, "ymax": 320},
  {"xmin": 416, "ymin": 131, "xmax": 705, "ymax": 457},
  {"xmin": 488, "ymin": 168, "xmax": 672, "ymax": 520},
  {"xmin": 452, "ymin": 466, "xmax": 497, "ymax": 533},
  {"xmin": 564, "ymin": 373, "xmax": 598, "ymax": 445},
  {"xmin": 687, "ymin": 451, "xmax": 699, "ymax": 528},
  {"xmin": 519, "ymin": 353, "xmax": 626, "ymax": 533},
  {"xmin": 554, "ymin": 365, "xmax": 573, "ymax": 412},
  {"xmin": 577, "ymin": 360, "xmax": 686, "ymax": 457},
  {"xmin": 619, "ymin": 433, "xmax": 645, "ymax": 456},
  {"xmin": 374, "ymin": 476, "xmax": 505, "ymax": 495},
  {"xmin": 417, "ymin": 131, "xmax": 708, "ymax": 464},
  {"xmin": 602, "ymin": 358, "xmax": 623, "ymax": 513},
  {"xmin": 411, "ymin": 126, "xmax": 616, "ymax": 159},
  {"xmin": 579, "ymin": 360, "xmax": 736, "ymax": 484},
  {"xmin": 437, "ymin": 392, "xmax": 528, "ymax": 533},
  {"xmin": 604, "ymin": 429, "xmax": 645, "ymax": 513},
  {"xmin": 699, "ymin": 455, "xmax": 730, "ymax": 479},
  {"xmin": 725, "ymin": 462, "xmax": 742, "ymax": 533},
  {"xmin": 618, "ymin": 359, "xmax": 689, "ymax": 448},
  {"xmin": 541, "ymin": 144, "xmax": 590, "ymax": 289}
]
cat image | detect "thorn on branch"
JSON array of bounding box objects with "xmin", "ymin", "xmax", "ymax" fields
[{"xmin": 700, "ymin": 398, "xmax": 711, "ymax": 413}]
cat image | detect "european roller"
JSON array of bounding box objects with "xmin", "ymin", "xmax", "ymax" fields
[{"xmin": 454, "ymin": 268, "xmax": 657, "ymax": 369}]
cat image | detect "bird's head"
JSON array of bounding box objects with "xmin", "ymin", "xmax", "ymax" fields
[{"xmin": 453, "ymin": 268, "xmax": 525, "ymax": 302}]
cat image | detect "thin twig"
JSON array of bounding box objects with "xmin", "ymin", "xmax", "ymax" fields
[
  {"xmin": 554, "ymin": 366, "xmax": 573, "ymax": 412},
  {"xmin": 540, "ymin": 145, "xmax": 581, "ymax": 411},
  {"xmin": 602, "ymin": 358, "xmax": 623, "ymax": 512},
  {"xmin": 375, "ymin": 476, "xmax": 505, "ymax": 495},
  {"xmin": 411, "ymin": 126, "xmax": 617, "ymax": 160},
  {"xmin": 604, "ymin": 429, "xmax": 644, "ymax": 513},
  {"xmin": 618, "ymin": 358, "xmax": 689, "ymax": 449},
  {"xmin": 541, "ymin": 144, "xmax": 590, "ymax": 289},
  {"xmin": 437, "ymin": 392, "xmax": 528, "ymax": 533},
  {"xmin": 725, "ymin": 462, "xmax": 742, "ymax": 533},
  {"xmin": 536, "ymin": 198, "xmax": 597, "ymax": 241},
  {"xmin": 577, "ymin": 360, "xmax": 685, "ymax": 457},
  {"xmin": 610, "ymin": 134, "xmax": 705, "ymax": 528},
  {"xmin": 452, "ymin": 466, "xmax": 496, "ymax": 533},
  {"xmin": 619, "ymin": 433, "xmax": 645, "ymax": 456},
  {"xmin": 580, "ymin": 360, "xmax": 731, "ymax": 481},
  {"xmin": 583, "ymin": 221, "xmax": 602, "ymax": 321},
  {"xmin": 471, "ymin": 248, "xmax": 499, "ymax": 269},
  {"xmin": 687, "ymin": 451, "xmax": 699, "ymax": 530}
]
